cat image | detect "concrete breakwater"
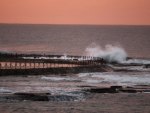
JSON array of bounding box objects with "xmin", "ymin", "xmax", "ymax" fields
[
  {"xmin": 0, "ymin": 53, "xmax": 112, "ymax": 75},
  {"xmin": 0, "ymin": 66, "xmax": 112, "ymax": 76}
]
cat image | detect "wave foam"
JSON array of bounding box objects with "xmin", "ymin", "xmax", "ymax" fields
[
  {"xmin": 41, "ymin": 76, "xmax": 79, "ymax": 82},
  {"xmin": 85, "ymin": 43, "xmax": 127, "ymax": 63},
  {"xmin": 0, "ymin": 87, "xmax": 13, "ymax": 93},
  {"xmin": 78, "ymin": 73, "xmax": 150, "ymax": 85}
]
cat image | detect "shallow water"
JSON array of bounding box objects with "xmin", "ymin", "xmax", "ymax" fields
[{"xmin": 0, "ymin": 67, "xmax": 150, "ymax": 94}]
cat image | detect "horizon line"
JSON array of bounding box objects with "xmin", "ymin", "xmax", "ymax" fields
[{"xmin": 0, "ymin": 22, "xmax": 150, "ymax": 26}]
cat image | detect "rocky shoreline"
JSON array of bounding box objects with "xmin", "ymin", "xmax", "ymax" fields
[{"xmin": 0, "ymin": 53, "xmax": 150, "ymax": 113}]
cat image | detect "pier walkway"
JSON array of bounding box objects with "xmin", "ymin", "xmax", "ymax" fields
[
  {"xmin": 0, "ymin": 53, "xmax": 108, "ymax": 75},
  {"xmin": 0, "ymin": 54, "xmax": 106, "ymax": 69}
]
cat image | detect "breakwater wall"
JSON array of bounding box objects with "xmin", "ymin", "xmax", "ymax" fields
[
  {"xmin": 0, "ymin": 65, "xmax": 111, "ymax": 76},
  {"xmin": 0, "ymin": 53, "xmax": 111, "ymax": 75}
]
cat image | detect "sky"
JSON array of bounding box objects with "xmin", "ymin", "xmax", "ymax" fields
[{"xmin": 0, "ymin": 0, "xmax": 150, "ymax": 25}]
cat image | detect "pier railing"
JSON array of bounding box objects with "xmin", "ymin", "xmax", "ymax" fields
[{"xmin": 0, "ymin": 53, "xmax": 106, "ymax": 70}]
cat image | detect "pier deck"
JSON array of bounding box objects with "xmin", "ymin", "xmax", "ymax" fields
[{"xmin": 0, "ymin": 53, "xmax": 110, "ymax": 75}]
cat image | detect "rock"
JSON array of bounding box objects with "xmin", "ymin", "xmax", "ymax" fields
[{"xmin": 143, "ymin": 64, "xmax": 150, "ymax": 68}]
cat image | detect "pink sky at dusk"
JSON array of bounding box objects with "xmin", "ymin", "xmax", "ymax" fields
[{"xmin": 0, "ymin": 0, "xmax": 150, "ymax": 25}]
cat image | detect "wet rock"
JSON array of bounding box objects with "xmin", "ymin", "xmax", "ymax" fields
[
  {"xmin": 0, "ymin": 91, "xmax": 87, "ymax": 102},
  {"xmin": 143, "ymin": 64, "xmax": 150, "ymax": 68},
  {"xmin": 85, "ymin": 86, "xmax": 123, "ymax": 93},
  {"xmin": 14, "ymin": 92, "xmax": 50, "ymax": 101},
  {"xmin": 84, "ymin": 86, "xmax": 149, "ymax": 94},
  {"xmin": 121, "ymin": 89, "xmax": 137, "ymax": 93}
]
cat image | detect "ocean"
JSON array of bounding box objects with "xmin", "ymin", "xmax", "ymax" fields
[
  {"xmin": 0, "ymin": 24, "xmax": 150, "ymax": 57},
  {"xmin": 0, "ymin": 24, "xmax": 150, "ymax": 113}
]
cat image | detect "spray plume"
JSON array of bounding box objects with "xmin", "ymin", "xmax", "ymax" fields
[{"xmin": 85, "ymin": 43, "xmax": 127, "ymax": 63}]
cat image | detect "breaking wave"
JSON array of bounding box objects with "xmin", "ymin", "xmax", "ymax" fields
[{"xmin": 85, "ymin": 43, "xmax": 127, "ymax": 63}]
